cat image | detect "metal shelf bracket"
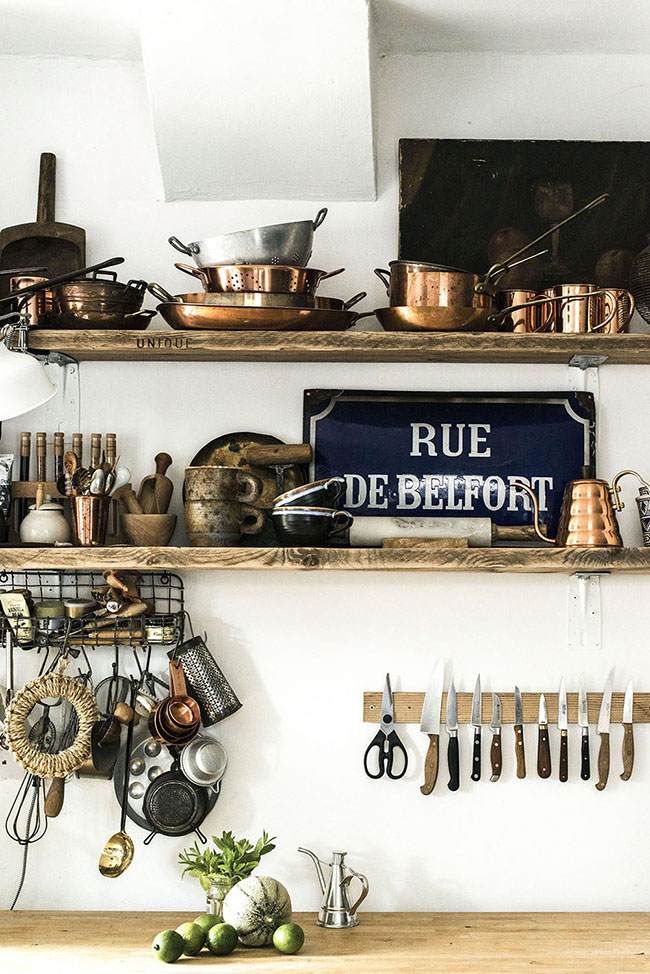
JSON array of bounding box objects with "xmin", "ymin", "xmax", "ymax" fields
[
  {"xmin": 567, "ymin": 355, "xmax": 607, "ymax": 405},
  {"xmin": 37, "ymin": 352, "xmax": 80, "ymax": 431},
  {"xmin": 568, "ymin": 572, "xmax": 607, "ymax": 652}
]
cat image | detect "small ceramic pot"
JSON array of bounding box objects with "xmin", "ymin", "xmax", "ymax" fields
[
  {"xmin": 274, "ymin": 477, "xmax": 346, "ymax": 509},
  {"xmin": 271, "ymin": 506, "xmax": 352, "ymax": 546},
  {"xmin": 19, "ymin": 500, "xmax": 71, "ymax": 544}
]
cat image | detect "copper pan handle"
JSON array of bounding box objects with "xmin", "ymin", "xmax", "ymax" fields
[
  {"xmin": 343, "ymin": 291, "xmax": 367, "ymax": 310},
  {"xmin": 147, "ymin": 282, "xmax": 180, "ymax": 304},
  {"xmin": 374, "ymin": 268, "xmax": 391, "ymax": 291},
  {"xmin": 174, "ymin": 262, "xmax": 204, "ymax": 280},
  {"xmin": 168, "ymin": 658, "xmax": 189, "ymax": 697},
  {"xmin": 488, "ymin": 290, "xmax": 610, "ymax": 328},
  {"xmin": 318, "ymin": 268, "xmax": 344, "ymax": 283}
]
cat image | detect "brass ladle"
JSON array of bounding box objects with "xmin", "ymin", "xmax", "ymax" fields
[{"xmin": 98, "ymin": 681, "xmax": 137, "ymax": 878}]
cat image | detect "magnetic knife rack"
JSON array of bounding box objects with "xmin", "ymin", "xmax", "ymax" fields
[{"xmin": 363, "ymin": 692, "xmax": 650, "ymax": 724}]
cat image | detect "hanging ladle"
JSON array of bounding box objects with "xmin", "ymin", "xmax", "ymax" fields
[{"xmin": 98, "ymin": 680, "xmax": 137, "ymax": 878}]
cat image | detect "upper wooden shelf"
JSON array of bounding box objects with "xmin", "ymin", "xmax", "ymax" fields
[
  {"xmin": 2, "ymin": 545, "xmax": 650, "ymax": 573},
  {"xmin": 27, "ymin": 328, "xmax": 650, "ymax": 364}
]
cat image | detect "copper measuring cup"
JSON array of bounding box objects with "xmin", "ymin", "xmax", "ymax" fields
[{"xmin": 148, "ymin": 660, "xmax": 201, "ymax": 745}]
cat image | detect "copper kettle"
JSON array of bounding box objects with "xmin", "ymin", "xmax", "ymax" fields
[{"xmin": 514, "ymin": 466, "xmax": 628, "ymax": 547}]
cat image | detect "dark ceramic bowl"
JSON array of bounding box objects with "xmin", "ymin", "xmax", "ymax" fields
[
  {"xmin": 271, "ymin": 506, "xmax": 352, "ymax": 546},
  {"xmin": 274, "ymin": 477, "xmax": 346, "ymax": 509}
]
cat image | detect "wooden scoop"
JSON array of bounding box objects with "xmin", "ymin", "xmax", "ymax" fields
[
  {"xmin": 247, "ymin": 444, "xmax": 312, "ymax": 495},
  {"xmin": 138, "ymin": 453, "xmax": 173, "ymax": 514}
]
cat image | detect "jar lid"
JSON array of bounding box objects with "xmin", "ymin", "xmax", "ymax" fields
[{"xmin": 34, "ymin": 600, "xmax": 66, "ymax": 618}]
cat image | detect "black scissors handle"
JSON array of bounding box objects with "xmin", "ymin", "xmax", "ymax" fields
[{"xmin": 363, "ymin": 729, "xmax": 408, "ymax": 779}]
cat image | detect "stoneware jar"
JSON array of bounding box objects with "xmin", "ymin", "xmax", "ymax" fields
[{"xmin": 19, "ymin": 499, "xmax": 71, "ymax": 545}]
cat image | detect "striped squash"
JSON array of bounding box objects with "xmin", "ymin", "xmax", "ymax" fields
[{"xmin": 222, "ymin": 875, "xmax": 292, "ymax": 946}]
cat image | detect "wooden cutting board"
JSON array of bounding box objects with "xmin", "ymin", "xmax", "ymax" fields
[{"xmin": 0, "ymin": 152, "xmax": 85, "ymax": 298}]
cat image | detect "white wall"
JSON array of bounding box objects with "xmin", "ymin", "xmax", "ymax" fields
[{"xmin": 1, "ymin": 50, "xmax": 650, "ymax": 913}]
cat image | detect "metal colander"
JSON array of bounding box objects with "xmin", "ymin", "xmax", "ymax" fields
[
  {"xmin": 629, "ymin": 240, "xmax": 650, "ymax": 324},
  {"xmin": 171, "ymin": 637, "xmax": 242, "ymax": 726}
]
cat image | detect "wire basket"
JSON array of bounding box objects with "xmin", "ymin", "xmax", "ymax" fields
[{"xmin": 0, "ymin": 570, "xmax": 185, "ymax": 650}]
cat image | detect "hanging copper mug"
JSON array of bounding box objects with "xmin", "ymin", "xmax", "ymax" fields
[{"xmin": 513, "ymin": 470, "xmax": 623, "ymax": 547}]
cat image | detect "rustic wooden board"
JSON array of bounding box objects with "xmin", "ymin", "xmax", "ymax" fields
[
  {"xmin": 364, "ymin": 692, "xmax": 650, "ymax": 724},
  {"xmin": 26, "ymin": 328, "xmax": 650, "ymax": 363},
  {"xmin": 2, "ymin": 545, "xmax": 650, "ymax": 572},
  {"xmin": 2, "ymin": 911, "xmax": 649, "ymax": 974}
]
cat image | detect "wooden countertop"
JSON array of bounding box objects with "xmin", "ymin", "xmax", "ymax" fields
[{"xmin": 1, "ymin": 912, "xmax": 649, "ymax": 973}]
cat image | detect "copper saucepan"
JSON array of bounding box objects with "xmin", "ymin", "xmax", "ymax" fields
[
  {"xmin": 375, "ymin": 262, "xmax": 492, "ymax": 310},
  {"xmin": 175, "ymin": 262, "xmax": 344, "ymax": 295}
]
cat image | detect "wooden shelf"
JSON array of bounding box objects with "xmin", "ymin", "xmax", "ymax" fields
[
  {"xmin": 363, "ymin": 692, "xmax": 650, "ymax": 724},
  {"xmin": 27, "ymin": 328, "xmax": 650, "ymax": 364},
  {"xmin": 2, "ymin": 545, "xmax": 650, "ymax": 572}
]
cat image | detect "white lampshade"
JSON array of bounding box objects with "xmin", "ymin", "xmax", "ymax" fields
[{"xmin": 0, "ymin": 339, "xmax": 56, "ymax": 421}]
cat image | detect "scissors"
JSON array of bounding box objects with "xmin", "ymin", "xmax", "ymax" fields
[{"xmin": 363, "ymin": 673, "xmax": 408, "ymax": 779}]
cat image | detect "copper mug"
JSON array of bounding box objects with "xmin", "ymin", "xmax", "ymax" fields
[
  {"xmin": 542, "ymin": 284, "xmax": 634, "ymax": 333},
  {"xmin": 149, "ymin": 660, "xmax": 201, "ymax": 745},
  {"xmin": 495, "ymin": 289, "xmax": 554, "ymax": 333}
]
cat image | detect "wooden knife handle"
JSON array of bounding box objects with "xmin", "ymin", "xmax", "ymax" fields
[
  {"xmin": 447, "ymin": 735, "xmax": 459, "ymax": 792},
  {"xmin": 537, "ymin": 725, "xmax": 551, "ymax": 778},
  {"xmin": 559, "ymin": 729, "xmax": 568, "ymax": 782},
  {"xmin": 471, "ymin": 727, "xmax": 481, "ymax": 782},
  {"xmin": 44, "ymin": 777, "xmax": 64, "ymax": 818},
  {"xmin": 581, "ymin": 729, "xmax": 591, "ymax": 780},
  {"xmin": 514, "ymin": 724, "xmax": 526, "ymax": 779},
  {"xmin": 490, "ymin": 733, "xmax": 502, "ymax": 782},
  {"xmin": 420, "ymin": 733, "xmax": 439, "ymax": 795},
  {"xmin": 596, "ymin": 732, "xmax": 610, "ymax": 791},
  {"xmin": 621, "ymin": 724, "xmax": 634, "ymax": 781}
]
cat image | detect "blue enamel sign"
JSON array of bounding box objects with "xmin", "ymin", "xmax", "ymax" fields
[{"xmin": 303, "ymin": 391, "xmax": 595, "ymax": 534}]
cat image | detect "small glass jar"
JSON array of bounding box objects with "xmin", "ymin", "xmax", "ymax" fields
[{"xmin": 205, "ymin": 877, "xmax": 237, "ymax": 919}]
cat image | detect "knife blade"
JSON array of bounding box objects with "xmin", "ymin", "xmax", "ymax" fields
[
  {"xmin": 446, "ymin": 677, "xmax": 459, "ymax": 792},
  {"xmin": 558, "ymin": 677, "xmax": 568, "ymax": 782},
  {"xmin": 420, "ymin": 658, "xmax": 444, "ymax": 795},
  {"xmin": 514, "ymin": 685, "xmax": 526, "ymax": 779},
  {"xmin": 621, "ymin": 679, "xmax": 634, "ymax": 782},
  {"xmin": 578, "ymin": 673, "xmax": 590, "ymax": 780},
  {"xmin": 489, "ymin": 693, "xmax": 502, "ymax": 782},
  {"xmin": 470, "ymin": 674, "xmax": 482, "ymax": 782},
  {"xmin": 537, "ymin": 693, "xmax": 551, "ymax": 778},
  {"xmin": 596, "ymin": 667, "xmax": 615, "ymax": 791}
]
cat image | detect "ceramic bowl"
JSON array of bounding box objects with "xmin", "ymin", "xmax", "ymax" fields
[
  {"xmin": 273, "ymin": 476, "xmax": 346, "ymax": 509},
  {"xmin": 271, "ymin": 506, "xmax": 352, "ymax": 546}
]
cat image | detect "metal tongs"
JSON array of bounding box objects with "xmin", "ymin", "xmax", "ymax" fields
[{"xmin": 475, "ymin": 192, "xmax": 609, "ymax": 294}]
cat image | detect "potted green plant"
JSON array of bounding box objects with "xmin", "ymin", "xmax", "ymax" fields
[{"xmin": 179, "ymin": 830, "xmax": 276, "ymax": 917}]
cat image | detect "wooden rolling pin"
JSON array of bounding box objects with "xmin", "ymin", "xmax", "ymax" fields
[{"xmin": 247, "ymin": 444, "xmax": 312, "ymax": 495}]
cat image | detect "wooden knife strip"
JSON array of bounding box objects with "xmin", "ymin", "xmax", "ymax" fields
[{"xmin": 364, "ymin": 692, "xmax": 650, "ymax": 724}]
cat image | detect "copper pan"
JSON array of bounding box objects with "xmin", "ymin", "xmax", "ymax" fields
[
  {"xmin": 157, "ymin": 302, "xmax": 358, "ymax": 332},
  {"xmin": 148, "ymin": 283, "xmax": 365, "ymax": 311},
  {"xmin": 174, "ymin": 261, "xmax": 344, "ymax": 294},
  {"xmin": 375, "ymin": 305, "xmax": 498, "ymax": 333}
]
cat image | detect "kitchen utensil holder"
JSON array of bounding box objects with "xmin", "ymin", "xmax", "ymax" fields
[
  {"xmin": 0, "ymin": 569, "xmax": 184, "ymax": 649},
  {"xmin": 363, "ymin": 691, "xmax": 650, "ymax": 724}
]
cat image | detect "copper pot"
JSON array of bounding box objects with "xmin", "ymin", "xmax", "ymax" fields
[
  {"xmin": 52, "ymin": 270, "xmax": 147, "ymax": 326},
  {"xmin": 375, "ymin": 262, "xmax": 492, "ymax": 310},
  {"xmin": 10, "ymin": 275, "xmax": 53, "ymax": 327},
  {"xmin": 175, "ymin": 262, "xmax": 344, "ymax": 295}
]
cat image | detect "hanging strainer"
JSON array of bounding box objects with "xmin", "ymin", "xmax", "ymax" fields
[
  {"xmin": 629, "ymin": 239, "xmax": 650, "ymax": 325},
  {"xmin": 170, "ymin": 636, "xmax": 242, "ymax": 726}
]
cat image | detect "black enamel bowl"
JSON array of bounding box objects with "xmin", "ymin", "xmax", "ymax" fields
[{"xmin": 271, "ymin": 506, "xmax": 352, "ymax": 546}]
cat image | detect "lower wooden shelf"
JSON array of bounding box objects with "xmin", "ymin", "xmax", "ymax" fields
[{"xmin": 1, "ymin": 545, "xmax": 650, "ymax": 572}]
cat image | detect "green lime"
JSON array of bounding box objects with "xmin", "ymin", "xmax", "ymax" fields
[
  {"xmin": 207, "ymin": 923, "xmax": 239, "ymax": 956},
  {"xmin": 152, "ymin": 930, "xmax": 185, "ymax": 963},
  {"xmin": 176, "ymin": 921, "xmax": 205, "ymax": 956},
  {"xmin": 273, "ymin": 923, "xmax": 305, "ymax": 955},
  {"xmin": 193, "ymin": 913, "xmax": 222, "ymax": 935}
]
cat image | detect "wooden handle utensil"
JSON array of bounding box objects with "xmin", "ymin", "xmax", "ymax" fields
[
  {"xmin": 621, "ymin": 724, "xmax": 634, "ymax": 781},
  {"xmin": 420, "ymin": 733, "xmax": 439, "ymax": 795},
  {"xmin": 596, "ymin": 732, "xmax": 610, "ymax": 791}
]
